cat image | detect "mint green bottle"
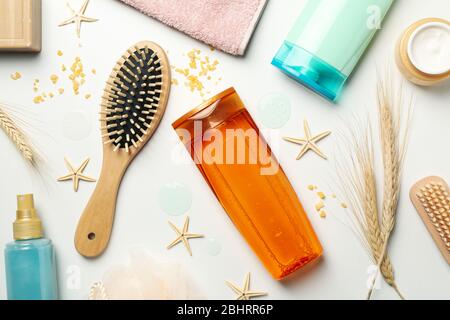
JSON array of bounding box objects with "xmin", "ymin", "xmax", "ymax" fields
[
  {"xmin": 272, "ymin": 0, "xmax": 394, "ymax": 102},
  {"xmin": 4, "ymin": 194, "xmax": 58, "ymax": 300}
]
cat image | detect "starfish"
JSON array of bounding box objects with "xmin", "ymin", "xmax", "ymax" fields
[
  {"xmin": 167, "ymin": 216, "xmax": 203, "ymax": 256},
  {"xmin": 59, "ymin": 0, "xmax": 98, "ymax": 38},
  {"xmin": 226, "ymin": 273, "xmax": 267, "ymax": 300},
  {"xmin": 283, "ymin": 119, "xmax": 331, "ymax": 160},
  {"xmin": 57, "ymin": 157, "xmax": 96, "ymax": 192}
]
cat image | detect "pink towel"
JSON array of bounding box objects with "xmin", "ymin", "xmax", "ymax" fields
[{"xmin": 118, "ymin": 0, "xmax": 267, "ymax": 55}]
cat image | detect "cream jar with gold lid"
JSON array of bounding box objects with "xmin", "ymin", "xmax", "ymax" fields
[{"xmin": 396, "ymin": 18, "xmax": 450, "ymax": 86}]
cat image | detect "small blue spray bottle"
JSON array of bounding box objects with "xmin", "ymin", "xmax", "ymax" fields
[{"xmin": 4, "ymin": 194, "xmax": 58, "ymax": 300}]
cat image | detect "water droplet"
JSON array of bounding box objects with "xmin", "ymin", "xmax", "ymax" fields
[
  {"xmin": 205, "ymin": 238, "xmax": 222, "ymax": 256},
  {"xmin": 157, "ymin": 182, "xmax": 192, "ymax": 216},
  {"xmin": 257, "ymin": 93, "xmax": 291, "ymax": 129},
  {"xmin": 62, "ymin": 111, "xmax": 92, "ymax": 141}
]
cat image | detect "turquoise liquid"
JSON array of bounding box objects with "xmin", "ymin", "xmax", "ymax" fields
[
  {"xmin": 157, "ymin": 182, "xmax": 192, "ymax": 216},
  {"xmin": 205, "ymin": 238, "xmax": 222, "ymax": 256},
  {"xmin": 257, "ymin": 93, "xmax": 291, "ymax": 129},
  {"xmin": 4, "ymin": 238, "xmax": 58, "ymax": 300}
]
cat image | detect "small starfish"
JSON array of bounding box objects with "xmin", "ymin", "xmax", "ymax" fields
[
  {"xmin": 283, "ymin": 119, "xmax": 331, "ymax": 160},
  {"xmin": 59, "ymin": 0, "xmax": 98, "ymax": 38},
  {"xmin": 57, "ymin": 157, "xmax": 96, "ymax": 192},
  {"xmin": 226, "ymin": 273, "xmax": 267, "ymax": 300},
  {"xmin": 167, "ymin": 216, "xmax": 203, "ymax": 256}
]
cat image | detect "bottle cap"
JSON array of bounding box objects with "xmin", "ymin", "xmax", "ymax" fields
[
  {"xmin": 272, "ymin": 41, "xmax": 347, "ymax": 103},
  {"xmin": 13, "ymin": 194, "xmax": 43, "ymax": 240}
]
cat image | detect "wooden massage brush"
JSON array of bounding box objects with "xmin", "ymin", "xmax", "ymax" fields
[
  {"xmin": 410, "ymin": 176, "xmax": 450, "ymax": 264},
  {"xmin": 75, "ymin": 41, "xmax": 171, "ymax": 257}
]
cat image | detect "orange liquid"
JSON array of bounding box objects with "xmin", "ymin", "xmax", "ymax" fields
[{"xmin": 173, "ymin": 89, "xmax": 322, "ymax": 279}]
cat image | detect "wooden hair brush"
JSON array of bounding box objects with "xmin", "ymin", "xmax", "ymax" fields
[{"xmin": 75, "ymin": 41, "xmax": 171, "ymax": 258}]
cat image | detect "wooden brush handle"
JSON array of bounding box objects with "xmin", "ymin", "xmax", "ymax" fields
[{"xmin": 74, "ymin": 155, "xmax": 128, "ymax": 258}]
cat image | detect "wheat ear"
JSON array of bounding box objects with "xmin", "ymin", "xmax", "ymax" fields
[
  {"xmin": 0, "ymin": 104, "xmax": 36, "ymax": 165},
  {"xmin": 358, "ymin": 136, "xmax": 397, "ymax": 291}
]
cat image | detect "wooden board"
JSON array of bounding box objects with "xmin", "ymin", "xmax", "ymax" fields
[{"xmin": 0, "ymin": 0, "xmax": 41, "ymax": 52}]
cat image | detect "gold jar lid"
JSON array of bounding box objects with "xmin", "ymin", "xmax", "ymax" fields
[
  {"xmin": 396, "ymin": 18, "xmax": 450, "ymax": 86},
  {"xmin": 13, "ymin": 194, "xmax": 43, "ymax": 240}
]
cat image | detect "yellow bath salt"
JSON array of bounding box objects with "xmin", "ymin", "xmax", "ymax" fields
[
  {"xmin": 319, "ymin": 210, "xmax": 327, "ymax": 219},
  {"xmin": 171, "ymin": 79, "xmax": 179, "ymax": 86},
  {"xmin": 198, "ymin": 62, "xmax": 208, "ymax": 76},
  {"xmin": 33, "ymin": 96, "xmax": 44, "ymax": 104},
  {"xmin": 341, "ymin": 203, "xmax": 348, "ymax": 209},
  {"xmin": 332, "ymin": 193, "xmax": 337, "ymax": 198},
  {"xmin": 10, "ymin": 72, "xmax": 22, "ymax": 80},
  {"xmin": 173, "ymin": 48, "xmax": 223, "ymax": 97},
  {"xmin": 186, "ymin": 75, "xmax": 204, "ymax": 92},
  {"xmin": 317, "ymin": 192, "xmax": 326, "ymax": 199},
  {"xmin": 69, "ymin": 57, "xmax": 85, "ymax": 95},
  {"xmin": 85, "ymin": 94, "xmax": 91, "ymax": 99},
  {"xmin": 57, "ymin": 50, "xmax": 63, "ymax": 57},
  {"xmin": 49, "ymin": 92, "xmax": 54, "ymax": 98},
  {"xmin": 175, "ymin": 68, "xmax": 190, "ymax": 77},
  {"xmin": 58, "ymin": 88, "xmax": 64, "ymax": 95},
  {"xmin": 308, "ymin": 185, "xmax": 315, "ymax": 191},
  {"xmin": 42, "ymin": 92, "xmax": 47, "ymax": 98},
  {"xmin": 315, "ymin": 201, "xmax": 325, "ymax": 212},
  {"xmin": 50, "ymin": 74, "xmax": 59, "ymax": 84},
  {"xmin": 61, "ymin": 64, "xmax": 67, "ymax": 72},
  {"xmin": 187, "ymin": 49, "xmax": 201, "ymax": 69},
  {"xmin": 91, "ymin": 68, "xmax": 96, "ymax": 75},
  {"xmin": 32, "ymin": 79, "xmax": 39, "ymax": 92},
  {"xmin": 199, "ymin": 57, "xmax": 219, "ymax": 77}
]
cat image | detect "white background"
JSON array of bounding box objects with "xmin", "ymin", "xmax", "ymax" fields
[{"xmin": 0, "ymin": 0, "xmax": 449, "ymax": 300}]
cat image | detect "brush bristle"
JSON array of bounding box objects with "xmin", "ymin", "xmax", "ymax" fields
[
  {"xmin": 416, "ymin": 182, "xmax": 450, "ymax": 249},
  {"xmin": 101, "ymin": 44, "xmax": 166, "ymax": 153}
]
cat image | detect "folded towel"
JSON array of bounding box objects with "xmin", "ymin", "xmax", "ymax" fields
[{"xmin": 118, "ymin": 0, "xmax": 267, "ymax": 55}]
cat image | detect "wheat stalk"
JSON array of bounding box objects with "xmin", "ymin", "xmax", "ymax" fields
[
  {"xmin": 337, "ymin": 124, "xmax": 399, "ymax": 297},
  {"xmin": 337, "ymin": 74, "xmax": 411, "ymax": 300},
  {"xmin": 0, "ymin": 103, "xmax": 36, "ymax": 166},
  {"xmin": 366, "ymin": 75, "xmax": 411, "ymax": 299},
  {"xmin": 358, "ymin": 136, "xmax": 398, "ymax": 290}
]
